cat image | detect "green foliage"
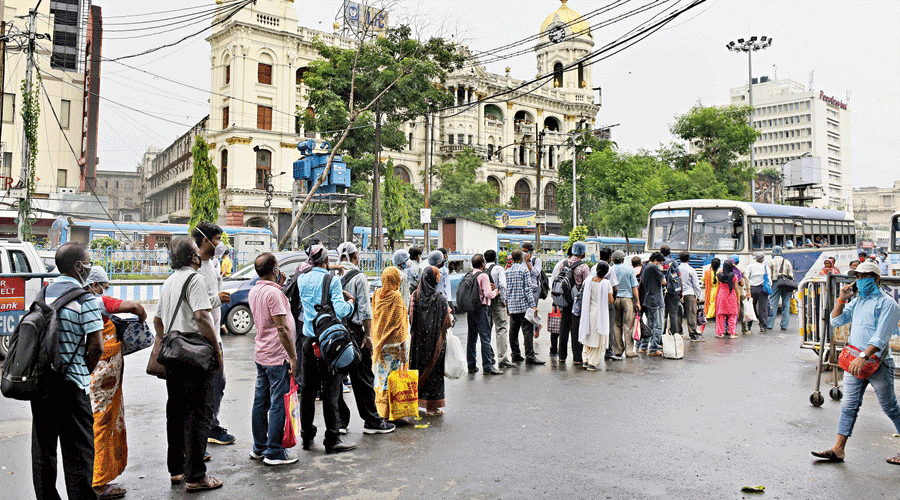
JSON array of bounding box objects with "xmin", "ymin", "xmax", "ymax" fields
[
  {"xmin": 564, "ymin": 226, "xmax": 588, "ymax": 251},
  {"xmin": 188, "ymin": 135, "xmax": 220, "ymax": 231},
  {"xmin": 90, "ymin": 236, "xmax": 121, "ymax": 249},
  {"xmin": 669, "ymin": 104, "xmax": 760, "ymax": 198},
  {"xmin": 382, "ymin": 159, "xmax": 411, "ymax": 248},
  {"xmin": 20, "ymin": 77, "xmax": 40, "ymax": 242},
  {"xmin": 431, "ymin": 150, "xmax": 503, "ymax": 225}
]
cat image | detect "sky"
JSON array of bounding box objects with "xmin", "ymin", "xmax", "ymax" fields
[{"xmin": 95, "ymin": 0, "xmax": 900, "ymax": 189}]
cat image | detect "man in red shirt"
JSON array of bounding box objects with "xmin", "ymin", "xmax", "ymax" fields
[{"xmin": 466, "ymin": 254, "xmax": 501, "ymax": 375}]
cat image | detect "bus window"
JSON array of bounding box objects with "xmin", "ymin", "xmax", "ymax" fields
[
  {"xmin": 690, "ymin": 208, "xmax": 743, "ymax": 252},
  {"xmin": 750, "ymin": 219, "xmax": 763, "ymax": 250},
  {"xmin": 650, "ymin": 209, "xmax": 690, "ymax": 250}
]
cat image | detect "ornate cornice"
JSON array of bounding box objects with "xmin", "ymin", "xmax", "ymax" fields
[{"xmin": 226, "ymin": 137, "xmax": 252, "ymax": 145}]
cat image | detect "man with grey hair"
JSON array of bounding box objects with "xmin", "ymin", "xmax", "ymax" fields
[
  {"xmin": 746, "ymin": 251, "xmax": 770, "ymax": 332},
  {"xmin": 392, "ymin": 249, "xmax": 411, "ymax": 307},
  {"xmin": 766, "ymin": 245, "xmax": 793, "ymax": 331},
  {"xmin": 427, "ymin": 250, "xmax": 451, "ymax": 301},
  {"xmin": 612, "ymin": 250, "xmax": 640, "ymax": 357},
  {"xmin": 678, "ymin": 252, "xmax": 701, "ymax": 341}
]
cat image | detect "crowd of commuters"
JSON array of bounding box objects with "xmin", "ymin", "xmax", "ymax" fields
[{"xmin": 27, "ymin": 229, "xmax": 897, "ymax": 498}]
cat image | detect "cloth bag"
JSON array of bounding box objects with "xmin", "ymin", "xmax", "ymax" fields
[
  {"xmin": 282, "ymin": 378, "xmax": 300, "ymax": 448},
  {"xmin": 662, "ymin": 333, "xmax": 684, "ymax": 359},
  {"xmin": 547, "ymin": 307, "xmax": 561, "ymax": 335},
  {"xmin": 444, "ymin": 329, "xmax": 467, "ymax": 380},
  {"xmin": 387, "ymin": 364, "xmax": 419, "ymax": 420},
  {"xmin": 113, "ymin": 315, "xmax": 153, "ymax": 356},
  {"xmin": 742, "ymin": 298, "xmax": 758, "ymax": 323}
]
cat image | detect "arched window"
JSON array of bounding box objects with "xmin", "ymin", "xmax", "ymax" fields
[
  {"xmin": 255, "ymin": 149, "xmax": 271, "ymax": 189},
  {"xmin": 548, "ymin": 145, "xmax": 555, "ymax": 169},
  {"xmin": 543, "ymin": 116, "xmax": 560, "ymax": 132},
  {"xmin": 220, "ymin": 149, "xmax": 228, "ymax": 189},
  {"xmin": 544, "ymin": 183, "xmax": 557, "ymax": 211},
  {"xmin": 577, "ymin": 62, "xmax": 585, "ymax": 88},
  {"xmin": 553, "ymin": 62, "xmax": 564, "ymax": 88},
  {"xmin": 393, "ymin": 166, "xmax": 411, "ymax": 183},
  {"xmin": 487, "ymin": 143, "xmax": 494, "ymax": 158},
  {"xmin": 296, "ymin": 67, "xmax": 308, "ymax": 85},
  {"xmin": 487, "ymin": 176, "xmax": 501, "ymax": 205},
  {"xmin": 515, "ymin": 179, "xmax": 530, "ymax": 210}
]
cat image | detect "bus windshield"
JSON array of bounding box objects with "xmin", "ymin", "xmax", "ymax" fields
[
  {"xmin": 649, "ymin": 209, "xmax": 690, "ymax": 250},
  {"xmin": 691, "ymin": 208, "xmax": 744, "ymax": 252},
  {"xmin": 893, "ymin": 216, "xmax": 900, "ymax": 253}
]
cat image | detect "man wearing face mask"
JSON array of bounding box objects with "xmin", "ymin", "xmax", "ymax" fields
[
  {"xmin": 812, "ymin": 261, "xmax": 900, "ymax": 464},
  {"xmin": 192, "ymin": 222, "xmax": 234, "ymax": 447}
]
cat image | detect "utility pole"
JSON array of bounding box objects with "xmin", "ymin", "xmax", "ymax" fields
[
  {"xmin": 371, "ymin": 103, "xmax": 383, "ymax": 251},
  {"xmin": 423, "ymin": 112, "xmax": 430, "ymax": 253},
  {"xmin": 535, "ymin": 124, "xmax": 544, "ymax": 252},
  {"xmin": 0, "ymin": 19, "xmax": 6, "ymax": 147},
  {"xmin": 17, "ymin": 8, "xmax": 37, "ymax": 241}
]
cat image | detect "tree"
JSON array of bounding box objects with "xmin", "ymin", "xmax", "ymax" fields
[
  {"xmin": 381, "ymin": 159, "xmax": 412, "ymax": 249},
  {"xmin": 90, "ymin": 236, "xmax": 121, "ymax": 249},
  {"xmin": 564, "ymin": 225, "xmax": 588, "ymax": 251},
  {"xmin": 188, "ymin": 135, "xmax": 219, "ymax": 230},
  {"xmin": 669, "ymin": 104, "xmax": 760, "ymax": 199},
  {"xmin": 430, "ymin": 150, "xmax": 502, "ymax": 225}
]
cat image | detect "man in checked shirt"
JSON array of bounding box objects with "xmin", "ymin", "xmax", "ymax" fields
[{"xmin": 505, "ymin": 250, "xmax": 545, "ymax": 365}]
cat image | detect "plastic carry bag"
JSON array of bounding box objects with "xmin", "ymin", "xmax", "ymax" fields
[
  {"xmin": 742, "ymin": 298, "xmax": 758, "ymax": 323},
  {"xmin": 282, "ymin": 378, "xmax": 300, "ymax": 448},
  {"xmin": 662, "ymin": 333, "xmax": 684, "ymax": 359},
  {"xmin": 633, "ymin": 313, "xmax": 641, "ymax": 341},
  {"xmin": 444, "ymin": 329, "xmax": 467, "ymax": 380},
  {"xmin": 387, "ymin": 364, "xmax": 419, "ymax": 421},
  {"xmin": 790, "ymin": 296, "xmax": 798, "ymax": 315}
]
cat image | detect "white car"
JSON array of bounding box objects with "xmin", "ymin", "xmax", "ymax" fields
[{"xmin": 0, "ymin": 240, "xmax": 50, "ymax": 357}]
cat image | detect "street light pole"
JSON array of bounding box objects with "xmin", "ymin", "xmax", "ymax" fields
[{"xmin": 727, "ymin": 36, "xmax": 772, "ymax": 203}]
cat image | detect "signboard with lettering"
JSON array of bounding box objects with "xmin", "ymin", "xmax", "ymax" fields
[
  {"xmin": 819, "ymin": 91, "xmax": 847, "ymax": 110},
  {"xmin": 343, "ymin": 0, "xmax": 388, "ymax": 35},
  {"xmin": 0, "ymin": 277, "xmax": 26, "ymax": 335}
]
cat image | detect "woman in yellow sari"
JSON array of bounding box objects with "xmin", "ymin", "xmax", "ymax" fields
[
  {"xmin": 85, "ymin": 268, "xmax": 146, "ymax": 499},
  {"xmin": 371, "ymin": 266, "xmax": 410, "ymax": 420},
  {"xmin": 703, "ymin": 258, "xmax": 721, "ymax": 320}
]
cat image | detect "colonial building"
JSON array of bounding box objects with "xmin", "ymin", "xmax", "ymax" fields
[
  {"xmin": 95, "ymin": 167, "xmax": 142, "ymax": 221},
  {"xmin": 854, "ymin": 181, "xmax": 900, "ymax": 232},
  {"xmin": 145, "ymin": 0, "xmax": 600, "ymax": 239}
]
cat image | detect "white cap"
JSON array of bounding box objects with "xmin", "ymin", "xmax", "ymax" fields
[{"xmin": 856, "ymin": 261, "xmax": 880, "ymax": 275}]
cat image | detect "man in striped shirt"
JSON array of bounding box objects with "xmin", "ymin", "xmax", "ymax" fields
[{"xmin": 31, "ymin": 242, "xmax": 104, "ymax": 500}]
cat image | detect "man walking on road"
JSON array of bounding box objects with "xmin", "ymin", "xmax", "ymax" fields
[
  {"xmin": 466, "ymin": 254, "xmax": 501, "ymax": 375},
  {"xmin": 766, "ymin": 246, "xmax": 793, "ymax": 331},
  {"xmin": 612, "ymin": 250, "xmax": 640, "ymax": 357},
  {"xmin": 30, "ymin": 242, "xmax": 104, "ymax": 500},
  {"xmin": 677, "ymin": 252, "xmax": 701, "ymax": 341},
  {"xmin": 192, "ymin": 222, "xmax": 234, "ymax": 447},
  {"xmin": 812, "ymin": 261, "xmax": 900, "ymax": 463},
  {"xmin": 506, "ymin": 250, "xmax": 545, "ymax": 365},
  {"xmin": 485, "ymin": 250, "xmax": 513, "ymax": 368},
  {"xmin": 337, "ymin": 243, "xmax": 396, "ymax": 435}
]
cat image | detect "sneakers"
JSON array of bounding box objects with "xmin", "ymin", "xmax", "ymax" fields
[
  {"xmin": 207, "ymin": 428, "xmax": 235, "ymax": 445},
  {"xmin": 363, "ymin": 420, "xmax": 396, "ymax": 435},
  {"xmin": 339, "ymin": 427, "xmax": 348, "ymax": 435},
  {"xmin": 263, "ymin": 450, "xmax": 299, "ymax": 466},
  {"xmin": 248, "ymin": 450, "xmax": 264, "ymax": 461}
]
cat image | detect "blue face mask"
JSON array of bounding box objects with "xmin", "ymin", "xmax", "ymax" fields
[{"xmin": 857, "ymin": 277, "xmax": 879, "ymax": 298}]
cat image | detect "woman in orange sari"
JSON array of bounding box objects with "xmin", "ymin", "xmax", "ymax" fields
[
  {"xmin": 85, "ymin": 268, "xmax": 147, "ymax": 499},
  {"xmin": 703, "ymin": 258, "xmax": 721, "ymax": 319},
  {"xmin": 371, "ymin": 266, "xmax": 410, "ymax": 420}
]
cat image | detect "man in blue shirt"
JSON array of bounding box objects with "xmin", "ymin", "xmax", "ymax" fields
[
  {"xmin": 612, "ymin": 250, "xmax": 640, "ymax": 358},
  {"xmin": 31, "ymin": 242, "xmax": 104, "ymax": 500},
  {"xmin": 812, "ymin": 261, "xmax": 900, "ymax": 463},
  {"xmin": 296, "ymin": 245, "xmax": 356, "ymax": 454}
]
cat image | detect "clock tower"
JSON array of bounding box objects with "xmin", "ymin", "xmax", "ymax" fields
[{"xmin": 536, "ymin": 0, "xmax": 595, "ymax": 95}]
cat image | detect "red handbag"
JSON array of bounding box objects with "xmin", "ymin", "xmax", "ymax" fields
[
  {"xmin": 838, "ymin": 344, "xmax": 880, "ymax": 379},
  {"xmin": 547, "ymin": 307, "xmax": 561, "ymax": 334}
]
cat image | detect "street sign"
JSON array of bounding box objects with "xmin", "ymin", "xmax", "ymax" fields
[
  {"xmin": 420, "ymin": 208, "xmax": 431, "ymax": 224},
  {"xmin": 0, "ymin": 277, "xmax": 26, "ymax": 335}
]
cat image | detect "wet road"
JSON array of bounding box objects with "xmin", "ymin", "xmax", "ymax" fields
[{"xmin": 2, "ymin": 304, "xmax": 900, "ymax": 499}]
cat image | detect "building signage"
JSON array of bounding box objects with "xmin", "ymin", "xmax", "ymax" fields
[
  {"xmin": 0, "ymin": 277, "xmax": 25, "ymax": 312},
  {"xmin": 343, "ymin": 1, "xmax": 388, "ymax": 35},
  {"xmin": 819, "ymin": 91, "xmax": 847, "ymax": 110}
]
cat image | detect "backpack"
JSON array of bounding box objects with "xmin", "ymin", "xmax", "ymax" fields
[
  {"xmin": 1, "ymin": 286, "xmax": 93, "ymax": 401},
  {"xmin": 485, "ymin": 264, "xmax": 498, "ymax": 306},
  {"xmin": 551, "ymin": 260, "xmax": 582, "ymax": 308},
  {"xmin": 312, "ymin": 273, "xmax": 360, "ymax": 373},
  {"xmin": 455, "ymin": 271, "xmax": 484, "ymax": 313},
  {"xmin": 665, "ymin": 259, "xmax": 682, "ymax": 296},
  {"xmin": 532, "ymin": 257, "xmax": 550, "ymax": 300}
]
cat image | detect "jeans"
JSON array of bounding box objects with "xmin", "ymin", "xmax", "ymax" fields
[
  {"xmin": 559, "ymin": 306, "xmax": 582, "ymax": 363},
  {"xmin": 467, "ymin": 304, "xmax": 495, "ymax": 370},
  {"xmin": 766, "ymin": 287, "xmax": 792, "ymax": 330},
  {"xmin": 31, "ymin": 379, "xmax": 96, "ymax": 500},
  {"xmin": 209, "ymin": 342, "xmax": 227, "ymax": 434},
  {"xmin": 165, "ymin": 365, "xmax": 215, "ymax": 483},
  {"xmin": 251, "ymin": 362, "xmax": 291, "ymax": 460},
  {"xmin": 837, "ymin": 357, "xmax": 900, "ymax": 437},
  {"xmin": 640, "ymin": 306, "xmax": 665, "ymax": 352},
  {"xmin": 338, "ymin": 323, "xmax": 384, "ymax": 428},
  {"xmin": 489, "ymin": 300, "xmax": 510, "ymax": 364},
  {"xmin": 298, "ymin": 336, "xmax": 341, "ymax": 445},
  {"xmin": 750, "ymin": 285, "xmax": 769, "ymax": 329},
  {"xmin": 508, "ymin": 312, "xmax": 536, "ymax": 359}
]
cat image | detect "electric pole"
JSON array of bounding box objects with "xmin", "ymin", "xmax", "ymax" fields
[
  {"xmin": 535, "ymin": 125, "xmax": 544, "ymax": 252},
  {"xmin": 371, "ymin": 103, "xmax": 383, "ymax": 251},
  {"xmin": 423, "ymin": 112, "xmax": 430, "ymax": 253},
  {"xmin": 17, "ymin": 8, "xmax": 38, "ymax": 241}
]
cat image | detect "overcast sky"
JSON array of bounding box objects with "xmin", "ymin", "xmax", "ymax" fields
[{"xmin": 95, "ymin": 0, "xmax": 899, "ymax": 189}]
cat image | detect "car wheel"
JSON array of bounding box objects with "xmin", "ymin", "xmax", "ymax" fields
[
  {"xmin": 0, "ymin": 335, "xmax": 10, "ymax": 358},
  {"xmin": 226, "ymin": 304, "xmax": 253, "ymax": 335}
]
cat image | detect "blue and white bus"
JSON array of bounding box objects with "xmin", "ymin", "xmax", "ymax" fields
[
  {"xmin": 646, "ymin": 200, "xmax": 857, "ymax": 282},
  {"xmin": 497, "ymin": 233, "xmax": 645, "ymax": 255}
]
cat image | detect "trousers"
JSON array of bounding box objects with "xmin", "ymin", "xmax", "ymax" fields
[
  {"xmin": 298, "ymin": 336, "xmax": 341, "ymax": 445},
  {"xmin": 165, "ymin": 365, "xmax": 215, "ymax": 483},
  {"xmin": 837, "ymin": 357, "xmax": 900, "ymax": 437},
  {"xmin": 681, "ymin": 295, "xmax": 699, "ymax": 336},
  {"xmin": 612, "ymin": 297, "xmax": 636, "ymax": 355},
  {"xmin": 489, "ymin": 300, "xmax": 510, "ymax": 364},
  {"xmin": 209, "ymin": 342, "xmax": 227, "ymax": 434},
  {"xmin": 508, "ymin": 312, "xmax": 536, "ymax": 359},
  {"xmin": 558, "ymin": 306, "xmax": 583, "ymax": 362},
  {"xmin": 467, "ymin": 304, "xmax": 495, "ymax": 370},
  {"xmin": 338, "ymin": 323, "xmax": 382, "ymax": 428},
  {"xmin": 750, "ymin": 285, "xmax": 769, "ymax": 328}
]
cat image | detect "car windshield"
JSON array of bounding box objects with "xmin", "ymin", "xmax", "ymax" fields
[
  {"xmin": 228, "ymin": 263, "xmax": 257, "ymax": 280},
  {"xmin": 649, "ymin": 209, "xmax": 690, "ymax": 250}
]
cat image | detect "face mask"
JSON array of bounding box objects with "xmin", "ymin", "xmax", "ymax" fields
[
  {"xmin": 214, "ymin": 242, "xmax": 227, "ymax": 259},
  {"xmin": 191, "ymin": 254, "xmax": 201, "ymax": 268},
  {"xmin": 273, "ymin": 269, "xmax": 282, "ymax": 284},
  {"xmin": 76, "ymin": 262, "xmax": 91, "ymax": 284},
  {"xmin": 857, "ymin": 277, "xmax": 879, "ymax": 298}
]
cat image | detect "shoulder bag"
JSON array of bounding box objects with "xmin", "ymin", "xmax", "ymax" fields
[
  {"xmin": 838, "ymin": 344, "xmax": 881, "ymax": 380},
  {"xmin": 773, "ymin": 259, "xmax": 798, "ymax": 292},
  {"xmin": 151, "ymin": 274, "xmax": 217, "ymax": 375}
]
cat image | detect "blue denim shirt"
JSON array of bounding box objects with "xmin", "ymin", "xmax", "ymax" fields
[
  {"xmin": 613, "ymin": 263, "xmax": 639, "ymax": 298},
  {"xmin": 297, "ymin": 267, "xmax": 353, "ymax": 337},
  {"xmin": 831, "ymin": 289, "xmax": 900, "ymax": 360}
]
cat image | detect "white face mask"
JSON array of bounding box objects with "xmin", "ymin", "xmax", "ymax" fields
[{"xmin": 214, "ymin": 242, "xmax": 227, "ymax": 259}]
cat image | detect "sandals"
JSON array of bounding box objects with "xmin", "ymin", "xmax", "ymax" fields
[
  {"xmin": 185, "ymin": 475, "xmax": 224, "ymax": 493},
  {"xmin": 96, "ymin": 484, "xmax": 127, "ymax": 499},
  {"xmin": 887, "ymin": 453, "xmax": 900, "ymax": 465},
  {"xmin": 170, "ymin": 475, "xmax": 185, "ymax": 486},
  {"xmin": 425, "ymin": 409, "xmax": 445, "ymax": 417},
  {"xmin": 811, "ymin": 450, "xmax": 844, "ymax": 462}
]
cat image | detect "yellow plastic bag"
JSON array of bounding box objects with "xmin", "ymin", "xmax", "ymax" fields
[
  {"xmin": 387, "ymin": 364, "xmax": 419, "ymax": 421},
  {"xmin": 790, "ymin": 296, "xmax": 798, "ymax": 315}
]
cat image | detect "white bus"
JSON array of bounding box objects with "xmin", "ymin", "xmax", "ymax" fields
[{"xmin": 646, "ymin": 199, "xmax": 857, "ymax": 280}]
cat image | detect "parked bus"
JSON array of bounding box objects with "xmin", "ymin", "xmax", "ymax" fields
[
  {"xmin": 889, "ymin": 211, "xmax": 900, "ymax": 276},
  {"xmin": 646, "ymin": 199, "xmax": 856, "ymax": 281},
  {"xmin": 497, "ymin": 233, "xmax": 645, "ymax": 255}
]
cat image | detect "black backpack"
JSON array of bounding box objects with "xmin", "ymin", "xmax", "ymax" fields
[
  {"xmin": 551, "ymin": 260, "xmax": 582, "ymax": 308},
  {"xmin": 312, "ymin": 274, "xmax": 359, "ymax": 373},
  {"xmin": 1, "ymin": 286, "xmax": 92, "ymax": 401},
  {"xmin": 665, "ymin": 261, "xmax": 682, "ymax": 296},
  {"xmin": 455, "ymin": 270, "xmax": 484, "ymax": 313},
  {"xmin": 533, "ymin": 257, "xmax": 550, "ymax": 300}
]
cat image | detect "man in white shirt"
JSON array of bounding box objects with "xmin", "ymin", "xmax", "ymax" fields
[
  {"xmin": 746, "ymin": 252, "xmax": 770, "ymax": 332},
  {"xmin": 193, "ymin": 222, "xmax": 234, "ymax": 447},
  {"xmin": 485, "ymin": 249, "xmax": 512, "ymax": 368},
  {"xmin": 677, "ymin": 252, "xmax": 701, "ymax": 341}
]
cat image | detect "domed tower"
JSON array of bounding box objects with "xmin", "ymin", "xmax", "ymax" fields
[{"xmin": 536, "ymin": 0, "xmax": 594, "ymax": 95}]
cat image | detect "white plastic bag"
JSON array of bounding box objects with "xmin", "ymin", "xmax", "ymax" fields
[
  {"xmin": 742, "ymin": 298, "xmax": 758, "ymax": 323},
  {"xmin": 662, "ymin": 333, "xmax": 684, "ymax": 359},
  {"xmin": 444, "ymin": 329, "xmax": 467, "ymax": 379}
]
